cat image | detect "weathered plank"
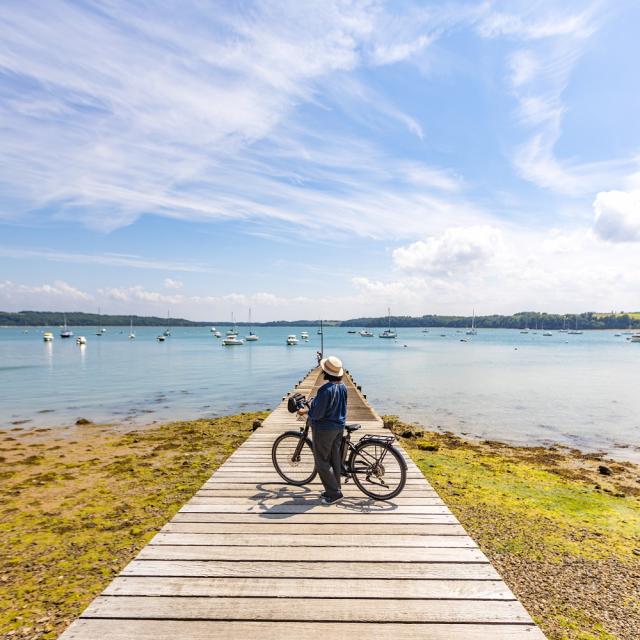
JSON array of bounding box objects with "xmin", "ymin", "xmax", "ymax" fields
[
  {"xmin": 161, "ymin": 522, "xmax": 468, "ymax": 535},
  {"xmin": 149, "ymin": 532, "xmax": 478, "ymax": 547},
  {"xmin": 121, "ymin": 559, "xmax": 502, "ymax": 580},
  {"xmin": 104, "ymin": 576, "xmax": 514, "ymax": 599},
  {"xmin": 83, "ymin": 595, "xmax": 532, "ymax": 623},
  {"xmin": 136, "ymin": 545, "xmax": 488, "ymax": 562},
  {"xmin": 61, "ymin": 620, "xmax": 546, "ymax": 640}
]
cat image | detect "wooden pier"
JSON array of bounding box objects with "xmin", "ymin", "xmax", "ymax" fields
[{"xmin": 60, "ymin": 368, "xmax": 545, "ymax": 639}]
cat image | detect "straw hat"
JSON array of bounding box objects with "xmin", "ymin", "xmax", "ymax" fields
[{"xmin": 320, "ymin": 355, "xmax": 344, "ymax": 378}]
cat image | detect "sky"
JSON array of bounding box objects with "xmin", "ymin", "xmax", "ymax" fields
[{"xmin": 1, "ymin": 0, "xmax": 640, "ymax": 321}]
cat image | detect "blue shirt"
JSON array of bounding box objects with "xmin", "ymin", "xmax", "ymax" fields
[{"xmin": 308, "ymin": 382, "xmax": 347, "ymax": 430}]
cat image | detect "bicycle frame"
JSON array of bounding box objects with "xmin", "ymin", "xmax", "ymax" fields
[{"xmin": 292, "ymin": 416, "xmax": 397, "ymax": 487}]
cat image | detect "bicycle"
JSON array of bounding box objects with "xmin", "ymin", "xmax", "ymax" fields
[{"xmin": 271, "ymin": 393, "xmax": 407, "ymax": 501}]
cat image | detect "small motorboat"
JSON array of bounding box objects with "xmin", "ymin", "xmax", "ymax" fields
[
  {"xmin": 157, "ymin": 335, "xmax": 166, "ymax": 342},
  {"xmin": 347, "ymin": 330, "xmax": 357, "ymax": 334},
  {"xmin": 543, "ymin": 331, "xmax": 553, "ymax": 337},
  {"xmin": 631, "ymin": 334, "xmax": 640, "ymax": 343},
  {"xmin": 76, "ymin": 336, "xmax": 86, "ymax": 345},
  {"xmin": 210, "ymin": 327, "xmax": 217, "ymax": 333},
  {"xmin": 286, "ymin": 334, "xmax": 298, "ymax": 345},
  {"xmin": 300, "ymin": 331, "xmax": 309, "ymax": 340},
  {"xmin": 43, "ymin": 332, "xmax": 54, "ymax": 342},
  {"xmin": 213, "ymin": 331, "xmax": 221, "ymax": 338},
  {"xmin": 223, "ymin": 335, "xmax": 244, "ymax": 346},
  {"xmin": 359, "ymin": 329, "xmax": 373, "ymax": 337}
]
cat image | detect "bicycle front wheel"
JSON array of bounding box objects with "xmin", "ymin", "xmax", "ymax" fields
[
  {"xmin": 350, "ymin": 440, "xmax": 406, "ymax": 500},
  {"xmin": 272, "ymin": 432, "xmax": 317, "ymax": 485}
]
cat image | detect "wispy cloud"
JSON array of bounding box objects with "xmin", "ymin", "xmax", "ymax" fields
[
  {"xmin": 0, "ymin": 248, "xmax": 211, "ymax": 272},
  {"xmin": 0, "ymin": 1, "xmax": 475, "ymax": 239}
]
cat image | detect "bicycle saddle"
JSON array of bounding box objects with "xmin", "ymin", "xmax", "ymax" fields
[{"xmin": 345, "ymin": 423, "xmax": 362, "ymax": 433}]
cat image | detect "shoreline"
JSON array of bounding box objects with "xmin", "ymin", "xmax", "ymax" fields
[{"xmin": 4, "ymin": 408, "xmax": 639, "ymax": 466}]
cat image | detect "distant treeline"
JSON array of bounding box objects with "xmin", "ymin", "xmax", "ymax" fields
[
  {"xmin": 1, "ymin": 310, "xmax": 639, "ymax": 329},
  {"xmin": 344, "ymin": 312, "xmax": 640, "ymax": 330}
]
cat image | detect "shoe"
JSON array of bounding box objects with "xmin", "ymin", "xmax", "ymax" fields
[
  {"xmin": 320, "ymin": 491, "xmax": 329, "ymax": 500},
  {"xmin": 321, "ymin": 492, "xmax": 344, "ymax": 505}
]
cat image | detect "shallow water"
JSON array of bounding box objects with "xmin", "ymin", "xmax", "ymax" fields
[{"xmin": 1, "ymin": 326, "xmax": 639, "ymax": 460}]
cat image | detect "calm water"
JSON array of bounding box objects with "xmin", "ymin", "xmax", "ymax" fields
[{"xmin": 1, "ymin": 326, "xmax": 639, "ymax": 460}]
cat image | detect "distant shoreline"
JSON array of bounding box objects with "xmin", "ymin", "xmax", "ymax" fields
[{"xmin": 2, "ymin": 310, "xmax": 639, "ymax": 330}]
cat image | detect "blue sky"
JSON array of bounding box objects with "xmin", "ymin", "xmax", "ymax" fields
[{"xmin": 1, "ymin": 0, "xmax": 640, "ymax": 321}]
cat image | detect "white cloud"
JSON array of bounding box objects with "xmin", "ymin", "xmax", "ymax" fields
[
  {"xmin": 0, "ymin": 279, "xmax": 92, "ymax": 306},
  {"xmin": 163, "ymin": 278, "xmax": 183, "ymax": 290},
  {"xmin": 593, "ymin": 190, "xmax": 640, "ymax": 242},
  {"xmin": 476, "ymin": 3, "xmax": 596, "ymax": 41},
  {"xmin": 392, "ymin": 226, "xmax": 503, "ymax": 275},
  {"xmin": 0, "ymin": 248, "xmax": 210, "ymax": 272}
]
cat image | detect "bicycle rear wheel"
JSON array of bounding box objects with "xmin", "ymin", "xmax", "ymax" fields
[
  {"xmin": 350, "ymin": 440, "xmax": 406, "ymax": 500},
  {"xmin": 272, "ymin": 432, "xmax": 317, "ymax": 485}
]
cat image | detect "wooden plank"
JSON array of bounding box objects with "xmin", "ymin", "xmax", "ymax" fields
[
  {"xmin": 149, "ymin": 532, "xmax": 478, "ymax": 548},
  {"xmin": 187, "ymin": 496, "xmax": 447, "ymax": 506},
  {"xmin": 122, "ymin": 559, "xmax": 502, "ymax": 580},
  {"xmin": 179, "ymin": 504, "xmax": 454, "ymax": 514},
  {"xmin": 136, "ymin": 545, "xmax": 488, "ymax": 562},
  {"xmin": 62, "ymin": 619, "xmax": 546, "ymax": 640},
  {"xmin": 171, "ymin": 512, "xmax": 460, "ymax": 523},
  {"xmin": 82, "ymin": 596, "xmax": 532, "ymax": 623},
  {"xmin": 104, "ymin": 576, "xmax": 515, "ymax": 599},
  {"xmin": 160, "ymin": 522, "xmax": 468, "ymax": 535}
]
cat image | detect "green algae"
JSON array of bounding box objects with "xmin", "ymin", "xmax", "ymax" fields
[{"xmin": 0, "ymin": 411, "xmax": 267, "ymax": 639}]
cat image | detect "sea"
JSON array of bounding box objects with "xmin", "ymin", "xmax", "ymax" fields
[{"xmin": 1, "ymin": 325, "xmax": 639, "ymax": 461}]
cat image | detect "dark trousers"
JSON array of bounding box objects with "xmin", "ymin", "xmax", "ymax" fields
[{"xmin": 311, "ymin": 426, "xmax": 343, "ymax": 498}]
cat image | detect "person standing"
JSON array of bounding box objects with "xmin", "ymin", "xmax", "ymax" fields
[{"xmin": 298, "ymin": 355, "xmax": 347, "ymax": 505}]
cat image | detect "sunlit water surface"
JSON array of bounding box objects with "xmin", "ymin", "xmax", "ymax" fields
[{"xmin": 1, "ymin": 326, "xmax": 638, "ymax": 461}]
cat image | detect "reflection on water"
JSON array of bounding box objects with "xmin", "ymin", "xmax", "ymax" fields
[{"xmin": 1, "ymin": 326, "xmax": 639, "ymax": 461}]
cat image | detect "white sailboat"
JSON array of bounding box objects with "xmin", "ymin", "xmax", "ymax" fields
[
  {"xmin": 567, "ymin": 316, "xmax": 583, "ymax": 335},
  {"xmin": 465, "ymin": 309, "xmax": 477, "ymax": 336},
  {"xmin": 559, "ymin": 316, "xmax": 568, "ymax": 333},
  {"xmin": 227, "ymin": 313, "xmax": 239, "ymax": 336},
  {"xmin": 245, "ymin": 308, "xmax": 259, "ymax": 341},
  {"xmin": 163, "ymin": 310, "xmax": 171, "ymax": 337},
  {"xmin": 95, "ymin": 307, "xmax": 105, "ymax": 335},
  {"xmin": 379, "ymin": 308, "xmax": 397, "ymax": 338},
  {"xmin": 128, "ymin": 317, "xmax": 135, "ymax": 339}
]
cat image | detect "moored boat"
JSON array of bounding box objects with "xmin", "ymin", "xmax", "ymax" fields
[
  {"xmin": 245, "ymin": 309, "xmax": 259, "ymax": 341},
  {"xmin": 60, "ymin": 314, "xmax": 73, "ymax": 338},
  {"xmin": 76, "ymin": 336, "xmax": 86, "ymax": 345},
  {"xmin": 223, "ymin": 334, "xmax": 245, "ymax": 345},
  {"xmin": 379, "ymin": 308, "xmax": 397, "ymax": 339},
  {"xmin": 43, "ymin": 332, "xmax": 54, "ymax": 342},
  {"xmin": 286, "ymin": 334, "xmax": 298, "ymax": 345}
]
